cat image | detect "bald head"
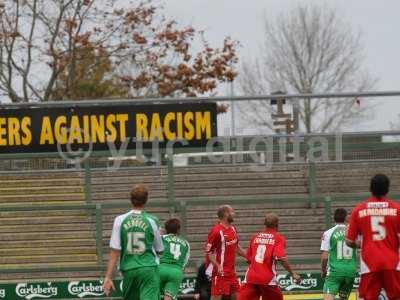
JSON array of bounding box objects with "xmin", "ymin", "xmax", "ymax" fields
[
  {"xmin": 217, "ymin": 205, "xmax": 235, "ymax": 223},
  {"xmin": 264, "ymin": 213, "xmax": 279, "ymax": 229}
]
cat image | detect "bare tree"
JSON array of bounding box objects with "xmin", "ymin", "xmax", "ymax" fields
[
  {"xmin": 238, "ymin": 5, "xmax": 376, "ymax": 133},
  {"xmin": 0, "ymin": 0, "xmax": 238, "ymax": 102}
]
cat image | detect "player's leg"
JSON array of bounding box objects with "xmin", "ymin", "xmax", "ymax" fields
[
  {"xmin": 138, "ymin": 266, "xmax": 160, "ymax": 300},
  {"xmin": 260, "ymin": 285, "xmax": 283, "ymax": 300},
  {"xmin": 382, "ymin": 270, "xmax": 400, "ymax": 300},
  {"xmin": 358, "ymin": 272, "xmax": 382, "ymax": 300},
  {"xmin": 122, "ymin": 269, "xmax": 140, "ymax": 300},
  {"xmin": 338, "ymin": 275, "xmax": 356, "ymax": 300},
  {"xmin": 323, "ymin": 274, "xmax": 340, "ymax": 300},
  {"xmin": 211, "ymin": 276, "xmax": 231, "ymax": 300},
  {"xmin": 162, "ymin": 267, "xmax": 183, "ymax": 300},
  {"xmin": 238, "ymin": 283, "xmax": 259, "ymax": 300},
  {"xmin": 211, "ymin": 276, "xmax": 222, "ymax": 300},
  {"xmin": 159, "ymin": 264, "xmax": 168, "ymax": 299},
  {"xmin": 228, "ymin": 275, "xmax": 240, "ymax": 300}
]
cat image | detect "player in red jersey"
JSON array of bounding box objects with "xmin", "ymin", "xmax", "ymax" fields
[
  {"xmin": 204, "ymin": 205, "xmax": 247, "ymax": 300},
  {"xmin": 346, "ymin": 174, "xmax": 400, "ymax": 300},
  {"xmin": 238, "ymin": 213, "xmax": 300, "ymax": 300}
]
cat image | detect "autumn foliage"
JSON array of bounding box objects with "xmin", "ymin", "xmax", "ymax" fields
[{"xmin": 0, "ymin": 0, "xmax": 238, "ymax": 102}]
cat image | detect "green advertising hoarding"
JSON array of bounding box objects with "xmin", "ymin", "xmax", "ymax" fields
[{"xmin": 0, "ymin": 273, "xmax": 362, "ymax": 299}]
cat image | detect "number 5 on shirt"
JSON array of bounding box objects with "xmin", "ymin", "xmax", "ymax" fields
[{"xmin": 371, "ymin": 216, "xmax": 386, "ymax": 241}]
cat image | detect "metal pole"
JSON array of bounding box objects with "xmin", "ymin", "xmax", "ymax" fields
[
  {"xmin": 166, "ymin": 153, "xmax": 176, "ymax": 214},
  {"xmin": 230, "ymin": 81, "xmax": 235, "ymax": 136},
  {"xmin": 324, "ymin": 196, "xmax": 332, "ymax": 229},
  {"xmin": 308, "ymin": 161, "xmax": 317, "ymax": 208},
  {"xmin": 2, "ymin": 91, "xmax": 400, "ymax": 108},
  {"xmin": 84, "ymin": 159, "xmax": 92, "ymax": 204},
  {"xmin": 95, "ymin": 204, "xmax": 104, "ymax": 264},
  {"xmin": 179, "ymin": 201, "xmax": 187, "ymax": 238}
]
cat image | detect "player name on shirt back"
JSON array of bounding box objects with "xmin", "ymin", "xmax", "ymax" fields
[
  {"xmin": 122, "ymin": 217, "xmax": 149, "ymax": 231},
  {"xmin": 358, "ymin": 208, "xmax": 397, "ymax": 218},
  {"xmin": 163, "ymin": 235, "xmax": 187, "ymax": 246},
  {"xmin": 255, "ymin": 237, "xmax": 276, "ymax": 245},
  {"xmin": 254, "ymin": 232, "xmax": 277, "ymax": 245}
]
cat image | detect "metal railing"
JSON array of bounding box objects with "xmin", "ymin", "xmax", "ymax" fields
[
  {"xmin": 1, "ymin": 131, "xmax": 400, "ymax": 209},
  {"xmin": 2, "ymin": 193, "xmax": 400, "ymax": 275}
]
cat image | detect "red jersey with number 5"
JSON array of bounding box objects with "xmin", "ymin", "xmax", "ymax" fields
[
  {"xmin": 244, "ymin": 229, "xmax": 286, "ymax": 285},
  {"xmin": 346, "ymin": 197, "xmax": 400, "ymax": 274}
]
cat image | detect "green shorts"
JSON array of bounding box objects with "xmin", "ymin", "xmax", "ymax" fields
[
  {"xmin": 122, "ymin": 266, "xmax": 160, "ymax": 300},
  {"xmin": 159, "ymin": 264, "xmax": 184, "ymax": 300},
  {"xmin": 323, "ymin": 273, "xmax": 355, "ymax": 298}
]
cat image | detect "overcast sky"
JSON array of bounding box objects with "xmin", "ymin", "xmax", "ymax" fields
[{"xmin": 163, "ymin": 0, "xmax": 400, "ymax": 132}]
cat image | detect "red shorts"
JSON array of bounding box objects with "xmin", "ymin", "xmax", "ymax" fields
[
  {"xmin": 359, "ymin": 270, "xmax": 400, "ymax": 300},
  {"xmin": 211, "ymin": 275, "xmax": 240, "ymax": 296},
  {"xmin": 238, "ymin": 283, "xmax": 283, "ymax": 300}
]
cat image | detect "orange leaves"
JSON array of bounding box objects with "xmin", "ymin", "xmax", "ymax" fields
[
  {"xmin": 64, "ymin": 18, "xmax": 78, "ymax": 33},
  {"xmin": 132, "ymin": 32, "xmax": 147, "ymax": 44},
  {"xmin": 123, "ymin": 6, "xmax": 155, "ymax": 28},
  {"xmin": 38, "ymin": 0, "xmax": 238, "ymax": 99}
]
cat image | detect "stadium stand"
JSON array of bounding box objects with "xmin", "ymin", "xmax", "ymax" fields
[
  {"xmin": 0, "ymin": 170, "xmax": 85, "ymax": 205},
  {"xmin": 1, "ymin": 157, "xmax": 399, "ymax": 284}
]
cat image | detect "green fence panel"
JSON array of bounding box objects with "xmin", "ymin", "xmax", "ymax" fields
[{"xmin": 0, "ymin": 272, "xmax": 363, "ymax": 299}]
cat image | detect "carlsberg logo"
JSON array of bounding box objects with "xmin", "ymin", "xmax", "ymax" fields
[
  {"xmin": 16, "ymin": 283, "xmax": 58, "ymax": 300},
  {"xmin": 180, "ymin": 278, "xmax": 196, "ymax": 294},
  {"xmin": 277, "ymin": 273, "xmax": 318, "ymax": 291},
  {"xmin": 68, "ymin": 281, "xmax": 104, "ymax": 297},
  {"xmin": 0, "ymin": 289, "xmax": 5, "ymax": 298}
]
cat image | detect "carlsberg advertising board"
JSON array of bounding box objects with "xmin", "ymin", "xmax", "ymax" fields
[{"xmin": 0, "ymin": 272, "xmax": 359, "ymax": 299}]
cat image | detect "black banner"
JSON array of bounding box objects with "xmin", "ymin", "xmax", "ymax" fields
[{"xmin": 0, "ymin": 102, "xmax": 217, "ymax": 154}]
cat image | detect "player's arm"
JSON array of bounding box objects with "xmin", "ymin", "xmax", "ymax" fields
[
  {"xmin": 278, "ymin": 257, "xmax": 301, "ymax": 283},
  {"xmin": 206, "ymin": 253, "xmax": 223, "ymax": 276},
  {"xmin": 320, "ymin": 251, "xmax": 328, "ymax": 279},
  {"xmin": 104, "ymin": 248, "xmax": 120, "ymax": 296},
  {"xmin": 345, "ymin": 209, "xmax": 359, "ymax": 249},
  {"xmin": 237, "ymin": 244, "xmax": 248, "ymax": 261},
  {"xmin": 275, "ymin": 237, "xmax": 301, "ymax": 283},
  {"xmin": 149, "ymin": 218, "xmax": 164, "ymax": 255},
  {"xmin": 320, "ymin": 231, "xmax": 329, "ymax": 278},
  {"xmin": 205, "ymin": 228, "xmax": 223, "ymax": 275},
  {"xmin": 345, "ymin": 240, "xmax": 356, "ymax": 248},
  {"xmin": 183, "ymin": 241, "xmax": 191, "ymax": 269},
  {"xmin": 103, "ymin": 217, "xmax": 122, "ymax": 296}
]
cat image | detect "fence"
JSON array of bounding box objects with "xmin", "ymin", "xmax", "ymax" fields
[{"xmin": 1, "ymin": 193, "xmax": 400, "ymax": 275}]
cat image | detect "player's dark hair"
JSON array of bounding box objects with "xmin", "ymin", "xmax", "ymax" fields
[
  {"xmin": 130, "ymin": 184, "xmax": 148, "ymax": 207},
  {"xmin": 217, "ymin": 205, "xmax": 231, "ymax": 220},
  {"xmin": 334, "ymin": 208, "xmax": 347, "ymax": 223},
  {"xmin": 370, "ymin": 174, "xmax": 390, "ymax": 199},
  {"xmin": 165, "ymin": 218, "xmax": 181, "ymax": 234}
]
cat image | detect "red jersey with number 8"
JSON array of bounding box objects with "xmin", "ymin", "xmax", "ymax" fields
[
  {"xmin": 346, "ymin": 197, "xmax": 400, "ymax": 274},
  {"xmin": 244, "ymin": 229, "xmax": 286, "ymax": 285}
]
